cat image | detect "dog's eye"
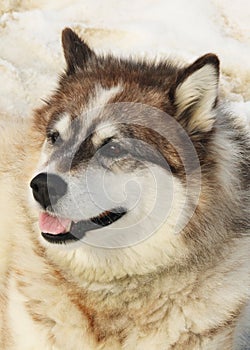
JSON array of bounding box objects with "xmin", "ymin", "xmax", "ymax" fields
[
  {"xmin": 99, "ymin": 142, "xmax": 126, "ymax": 158},
  {"xmin": 47, "ymin": 131, "xmax": 61, "ymax": 145}
]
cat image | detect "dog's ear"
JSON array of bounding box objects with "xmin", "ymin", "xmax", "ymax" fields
[
  {"xmin": 62, "ymin": 28, "xmax": 95, "ymax": 75},
  {"xmin": 169, "ymin": 54, "xmax": 220, "ymax": 133}
]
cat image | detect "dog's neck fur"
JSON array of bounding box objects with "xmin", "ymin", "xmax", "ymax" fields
[{"xmin": 12, "ymin": 225, "xmax": 249, "ymax": 349}]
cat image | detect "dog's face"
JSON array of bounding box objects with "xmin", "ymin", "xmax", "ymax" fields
[{"xmin": 30, "ymin": 28, "xmax": 220, "ymax": 252}]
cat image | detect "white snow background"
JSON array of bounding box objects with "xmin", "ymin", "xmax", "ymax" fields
[{"xmin": 0, "ymin": 0, "xmax": 250, "ymax": 123}]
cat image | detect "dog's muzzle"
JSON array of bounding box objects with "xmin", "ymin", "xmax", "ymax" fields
[{"xmin": 30, "ymin": 172, "xmax": 127, "ymax": 244}]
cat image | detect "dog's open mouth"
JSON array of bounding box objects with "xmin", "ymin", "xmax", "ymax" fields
[{"xmin": 40, "ymin": 208, "xmax": 127, "ymax": 244}]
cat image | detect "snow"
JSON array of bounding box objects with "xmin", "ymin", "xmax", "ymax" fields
[{"xmin": 0, "ymin": 0, "xmax": 249, "ymax": 121}]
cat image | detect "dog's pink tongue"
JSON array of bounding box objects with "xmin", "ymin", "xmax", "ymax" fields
[{"xmin": 39, "ymin": 212, "xmax": 71, "ymax": 235}]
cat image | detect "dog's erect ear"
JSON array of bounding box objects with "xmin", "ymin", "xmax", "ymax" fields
[
  {"xmin": 62, "ymin": 28, "xmax": 95, "ymax": 75},
  {"xmin": 169, "ymin": 54, "xmax": 220, "ymax": 133}
]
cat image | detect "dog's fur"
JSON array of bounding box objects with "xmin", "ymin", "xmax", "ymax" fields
[{"xmin": 0, "ymin": 28, "xmax": 249, "ymax": 349}]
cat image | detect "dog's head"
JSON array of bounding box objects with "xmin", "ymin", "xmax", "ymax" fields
[{"xmin": 29, "ymin": 28, "xmax": 220, "ymax": 270}]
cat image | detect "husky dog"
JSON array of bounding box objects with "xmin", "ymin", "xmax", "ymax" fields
[{"xmin": 0, "ymin": 28, "xmax": 249, "ymax": 349}]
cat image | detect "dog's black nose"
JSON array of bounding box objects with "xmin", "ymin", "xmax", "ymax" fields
[{"xmin": 30, "ymin": 173, "xmax": 67, "ymax": 210}]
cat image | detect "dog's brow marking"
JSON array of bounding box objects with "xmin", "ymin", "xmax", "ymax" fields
[
  {"xmin": 92, "ymin": 122, "xmax": 118, "ymax": 148},
  {"xmin": 54, "ymin": 113, "xmax": 71, "ymax": 140}
]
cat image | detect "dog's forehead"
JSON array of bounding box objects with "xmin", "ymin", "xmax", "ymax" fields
[{"xmin": 53, "ymin": 84, "xmax": 123, "ymax": 143}]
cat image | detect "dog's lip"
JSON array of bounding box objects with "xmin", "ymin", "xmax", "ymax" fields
[{"xmin": 41, "ymin": 207, "xmax": 127, "ymax": 244}]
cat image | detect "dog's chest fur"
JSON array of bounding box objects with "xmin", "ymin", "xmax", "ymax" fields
[{"xmin": 7, "ymin": 237, "xmax": 243, "ymax": 350}]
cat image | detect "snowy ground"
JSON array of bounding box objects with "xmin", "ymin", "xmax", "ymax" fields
[{"xmin": 0, "ymin": 0, "xmax": 249, "ymax": 122}]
